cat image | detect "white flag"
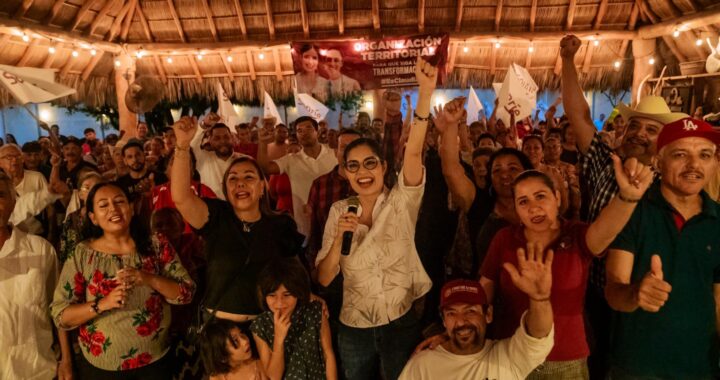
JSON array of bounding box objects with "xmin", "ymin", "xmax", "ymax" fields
[
  {"xmin": 216, "ymin": 83, "xmax": 241, "ymax": 127},
  {"xmin": 496, "ymin": 64, "xmax": 538, "ymax": 127},
  {"xmin": 467, "ymin": 86, "xmax": 484, "ymax": 124},
  {"xmin": 294, "ymin": 88, "xmax": 329, "ymax": 122},
  {"xmin": 492, "ymin": 82, "xmax": 503, "ymax": 97},
  {"xmin": 0, "ymin": 64, "xmax": 75, "ymax": 104},
  {"xmin": 263, "ymin": 91, "xmax": 284, "ymax": 126}
]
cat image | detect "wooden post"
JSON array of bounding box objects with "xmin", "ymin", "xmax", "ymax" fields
[
  {"xmin": 372, "ymin": 89, "xmax": 385, "ymax": 120},
  {"xmin": 114, "ymin": 54, "xmax": 138, "ymax": 138},
  {"xmin": 630, "ymin": 38, "xmax": 656, "ymax": 107}
]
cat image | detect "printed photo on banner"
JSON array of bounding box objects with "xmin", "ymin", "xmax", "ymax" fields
[{"xmin": 290, "ymin": 34, "xmax": 449, "ymax": 101}]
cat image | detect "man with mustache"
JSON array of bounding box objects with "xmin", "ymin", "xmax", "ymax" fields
[
  {"xmin": 400, "ymin": 250, "xmax": 554, "ymax": 380},
  {"xmin": 560, "ymin": 34, "xmax": 688, "ymax": 377},
  {"xmin": 605, "ymin": 117, "xmax": 720, "ymax": 378}
]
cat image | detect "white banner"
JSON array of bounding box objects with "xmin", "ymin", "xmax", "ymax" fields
[
  {"xmin": 492, "ymin": 82, "xmax": 503, "ymax": 97},
  {"xmin": 496, "ymin": 63, "xmax": 538, "ymax": 127},
  {"xmin": 216, "ymin": 83, "xmax": 241, "ymax": 127},
  {"xmin": 0, "ymin": 64, "xmax": 75, "ymax": 104},
  {"xmin": 263, "ymin": 91, "xmax": 284, "ymax": 126},
  {"xmin": 294, "ymin": 89, "xmax": 329, "ymax": 122},
  {"xmin": 467, "ymin": 86, "xmax": 484, "ymax": 124}
]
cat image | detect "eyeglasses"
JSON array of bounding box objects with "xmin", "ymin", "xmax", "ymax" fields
[
  {"xmin": 326, "ymin": 57, "xmax": 342, "ymax": 63},
  {"xmin": 0, "ymin": 154, "xmax": 22, "ymax": 161},
  {"xmin": 344, "ymin": 156, "xmax": 380, "ymax": 173}
]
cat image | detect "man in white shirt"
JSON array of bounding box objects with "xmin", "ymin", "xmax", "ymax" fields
[
  {"xmin": 0, "ymin": 170, "xmax": 72, "ymax": 379},
  {"xmin": 258, "ymin": 116, "xmax": 338, "ymax": 238},
  {"xmin": 191, "ymin": 114, "xmax": 243, "ymax": 200},
  {"xmin": 400, "ymin": 256, "xmax": 555, "ymax": 380}
]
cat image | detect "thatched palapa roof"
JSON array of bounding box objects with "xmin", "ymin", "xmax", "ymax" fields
[{"xmin": 0, "ymin": 0, "xmax": 718, "ymax": 108}]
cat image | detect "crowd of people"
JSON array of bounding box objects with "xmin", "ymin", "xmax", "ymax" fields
[{"xmin": 2, "ymin": 34, "xmax": 720, "ymax": 380}]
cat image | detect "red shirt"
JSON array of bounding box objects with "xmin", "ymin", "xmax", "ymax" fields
[
  {"xmin": 234, "ymin": 142, "xmax": 258, "ymax": 159},
  {"xmin": 269, "ymin": 174, "xmax": 293, "ymax": 215},
  {"xmin": 481, "ymin": 220, "xmax": 593, "ymax": 361},
  {"xmin": 152, "ymin": 181, "xmax": 217, "ymax": 233}
]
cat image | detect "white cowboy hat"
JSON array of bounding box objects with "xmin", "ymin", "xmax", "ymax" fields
[{"xmin": 617, "ymin": 96, "xmax": 688, "ymax": 125}]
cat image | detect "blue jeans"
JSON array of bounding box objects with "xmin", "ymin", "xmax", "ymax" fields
[{"xmin": 338, "ymin": 309, "xmax": 421, "ymax": 380}]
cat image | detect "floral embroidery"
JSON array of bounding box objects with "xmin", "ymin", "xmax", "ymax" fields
[
  {"xmin": 119, "ymin": 348, "xmax": 152, "ymax": 370},
  {"xmin": 79, "ymin": 323, "xmax": 112, "ymax": 357},
  {"xmin": 87, "ymin": 269, "xmax": 119, "ymax": 298}
]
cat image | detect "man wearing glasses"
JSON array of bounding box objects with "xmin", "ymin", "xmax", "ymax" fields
[{"xmin": 324, "ymin": 49, "xmax": 361, "ymax": 98}]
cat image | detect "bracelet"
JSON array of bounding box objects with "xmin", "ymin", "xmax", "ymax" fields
[
  {"xmin": 413, "ymin": 112, "xmax": 430, "ymax": 122},
  {"xmin": 91, "ymin": 299, "xmax": 102, "ymax": 315},
  {"xmin": 175, "ymin": 145, "xmax": 190, "ymax": 151},
  {"xmin": 618, "ymin": 193, "xmax": 641, "ymax": 203},
  {"xmin": 529, "ymin": 296, "xmax": 551, "ymax": 302}
]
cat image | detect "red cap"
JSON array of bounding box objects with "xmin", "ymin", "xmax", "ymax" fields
[
  {"xmin": 657, "ymin": 117, "xmax": 720, "ymax": 151},
  {"xmin": 440, "ymin": 280, "xmax": 488, "ymax": 309}
]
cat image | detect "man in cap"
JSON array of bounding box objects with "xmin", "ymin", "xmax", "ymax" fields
[
  {"xmin": 560, "ymin": 34, "xmax": 688, "ymax": 377},
  {"xmin": 400, "ymin": 249, "xmax": 555, "ymax": 380},
  {"xmin": 605, "ymin": 117, "xmax": 720, "ymax": 379}
]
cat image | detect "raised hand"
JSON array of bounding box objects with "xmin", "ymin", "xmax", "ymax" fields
[
  {"xmin": 560, "ymin": 35, "xmax": 581, "ymax": 60},
  {"xmin": 258, "ymin": 127, "xmax": 274, "ymax": 145},
  {"xmin": 636, "ymin": 254, "xmax": 672, "ymax": 312},
  {"xmin": 433, "ymin": 97, "xmax": 466, "ymax": 134},
  {"xmin": 415, "ymin": 56, "xmax": 438, "ymax": 92},
  {"xmin": 172, "ymin": 116, "xmax": 198, "ymax": 149},
  {"xmin": 503, "ymin": 242, "xmax": 553, "ymax": 301},
  {"xmin": 612, "ymin": 154, "xmax": 653, "ymax": 201},
  {"xmin": 201, "ymin": 112, "xmax": 221, "ymax": 129}
]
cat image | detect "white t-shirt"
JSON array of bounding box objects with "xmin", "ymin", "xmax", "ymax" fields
[
  {"xmin": 275, "ymin": 144, "xmax": 337, "ymax": 237},
  {"xmin": 191, "ymin": 127, "xmax": 243, "ymax": 200},
  {"xmin": 399, "ymin": 314, "xmax": 554, "ymax": 380},
  {"xmin": 13, "ymin": 170, "xmax": 59, "ymax": 234}
]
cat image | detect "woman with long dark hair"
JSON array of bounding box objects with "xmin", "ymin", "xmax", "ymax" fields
[
  {"xmin": 50, "ymin": 182, "xmax": 195, "ymax": 378},
  {"xmin": 295, "ymin": 44, "xmax": 329, "ymax": 101},
  {"xmin": 315, "ymin": 57, "xmax": 436, "ymax": 380},
  {"xmin": 170, "ymin": 117, "xmax": 304, "ymax": 326}
]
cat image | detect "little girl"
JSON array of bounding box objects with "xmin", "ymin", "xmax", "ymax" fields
[
  {"xmin": 250, "ymin": 260, "xmax": 337, "ymax": 380},
  {"xmin": 201, "ymin": 319, "xmax": 268, "ymax": 380}
]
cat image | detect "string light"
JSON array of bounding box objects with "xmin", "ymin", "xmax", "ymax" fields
[
  {"xmin": 258, "ymin": 52, "xmax": 265, "ymax": 60},
  {"xmin": 696, "ymin": 39, "xmax": 703, "ymax": 46},
  {"xmin": 673, "ymin": 29, "xmax": 680, "ymax": 38},
  {"xmin": 648, "ymin": 57, "xmax": 655, "ymax": 65},
  {"xmin": 71, "ymin": 50, "xmax": 79, "ymax": 58},
  {"xmin": 494, "ymin": 42, "xmax": 501, "ymax": 49},
  {"xmin": 227, "ymin": 55, "xmax": 233, "ymax": 62},
  {"xmin": 48, "ymin": 46, "xmax": 56, "ymax": 54},
  {"xmin": 22, "ymin": 34, "xmax": 30, "ymax": 42},
  {"xmin": 114, "ymin": 59, "xmax": 121, "ymax": 67},
  {"xmin": 90, "ymin": 49, "xmax": 97, "ymax": 56},
  {"xmin": 135, "ymin": 50, "xmax": 145, "ymax": 58},
  {"xmin": 613, "ymin": 60, "xmax": 621, "ymax": 69},
  {"xmin": 593, "ymin": 40, "xmax": 600, "ymax": 46},
  {"xmin": 166, "ymin": 57, "xmax": 173, "ymax": 64},
  {"xmin": 528, "ymin": 45, "xmax": 534, "ymax": 53},
  {"xmin": 196, "ymin": 54, "xmax": 203, "ymax": 60},
  {"xmin": 463, "ymin": 46, "xmax": 469, "ymax": 53}
]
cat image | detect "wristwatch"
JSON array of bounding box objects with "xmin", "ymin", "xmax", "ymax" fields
[{"xmin": 91, "ymin": 298, "xmax": 103, "ymax": 315}]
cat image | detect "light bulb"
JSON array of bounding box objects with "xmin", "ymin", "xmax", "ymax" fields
[
  {"xmin": 593, "ymin": 40, "xmax": 599, "ymax": 46},
  {"xmin": 649, "ymin": 57, "xmax": 655, "ymax": 65},
  {"xmin": 114, "ymin": 59, "xmax": 121, "ymax": 67},
  {"xmin": 48, "ymin": 46, "xmax": 56, "ymax": 54},
  {"xmin": 197, "ymin": 54, "xmax": 203, "ymax": 60},
  {"xmin": 495, "ymin": 42, "xmax": 501, "ymax": 49},
  {"xmin": 166, "ymin": 57, "xmax": 173, "ymax": 64},
  {"xmin": 696, "ymin": 39, "xmax": 703, "ymax": 46},
  {"xmin": 259, "ymin": 52, "xmax": 265, "ymax": 60},
  {"xmin": 90, "ymin": 49, "xmax": 97, "ymax": 56},
  {"xmin": 22, "ymin": 34, "xmax": 30, "ymax": 42},
  {"xmin": 463, "ymin": 46, "xmax": 469, "ymax": 53},
  {"xmin": 614, "ymin": 60, "xmax": 621, "ymax": 69},
  {"xmin": 528, "ymin": 45, "xmax": 534, "ymax": 53},
  {"xmin": 673, "ymin": 30, "xmax": 680, "ymax": 38},
  {"xmin": 227, "ymin": 56, "xmax": 233, "ymax": 62},
  {"xmin": 71, "ymin": 50, "xmax": 79, "ymax": 58},
  {"xmin": 135, "ymin": 50, "xmax": 144, "ymax": 58}
]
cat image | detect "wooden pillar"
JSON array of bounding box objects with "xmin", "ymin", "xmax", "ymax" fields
[
  {"xmin": 114, "ymin": 54, "xmax": 138, "ymax": 137},
  {"xmin": 372, "ymin": 89, "xmax": 386, "ymax": 120},
  {"xmin": 631, "ymin": 38, "xmax": 656, "ymax": 107}
]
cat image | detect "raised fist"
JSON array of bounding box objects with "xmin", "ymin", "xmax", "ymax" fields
[{"xmin": 560, "ymin": 35, "xmax": 582, "ymax": 60}]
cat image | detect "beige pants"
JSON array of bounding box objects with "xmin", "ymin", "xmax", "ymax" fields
[{"xmin": 527, "ymin": 358, "xmax": 590, "ymax": 380}]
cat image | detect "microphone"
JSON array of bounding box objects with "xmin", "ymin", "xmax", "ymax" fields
[{"xmin": 341, "ymin": 197, "xmax": 360, "ymax": 256}]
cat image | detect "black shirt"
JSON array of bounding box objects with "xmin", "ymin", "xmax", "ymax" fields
[
  {"xmin": 116, "ymin": 170, "xmax": 168, "ymax": 200},
  {"xmin": 60, "ymin": 160, "xmax": 98, "ymax": 187},
  {"xmin": 198, "ymin": 199, "xmax": 304, "ymax": 315}
]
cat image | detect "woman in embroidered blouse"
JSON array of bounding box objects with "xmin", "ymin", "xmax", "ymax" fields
[
  {"xmin": 50, "ymin": 182, "xmax": 195, "ymax": 378},
  {"xmin": 315, "ymin": 57, "xmax": 436, "ymax": 380}
]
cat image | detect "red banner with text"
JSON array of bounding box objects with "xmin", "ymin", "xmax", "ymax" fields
[{"xmin": 290, "ymin": 34, "xmax": 449, "ymax": 101}]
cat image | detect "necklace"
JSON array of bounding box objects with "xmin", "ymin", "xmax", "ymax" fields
[{"xmin": 241, "ymin": 219, "xmax": 259, "ymax": 233}]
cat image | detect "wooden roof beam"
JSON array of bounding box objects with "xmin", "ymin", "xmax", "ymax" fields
[
  {"xmin": 264, "ymin": 0, "xmax": 276, "ymax": 39},
  {"xmin": 581, "ymin": 42, "xmax": 594, "ymax": 73},
  {"xmin": 14, "ymin": 0, "xmax": 34, "ymax": 20},
  {"xmin": 566, "ymin": 0, "xmax": 577, "ymax": 31},
  {"xmin": 494, "ymin": 0, "xmax": 503, "ymax": 32},
  {"xmin": 637, "ymin": 8, "xmax": 720, "ymax": 39},
  {"xmin": 447, "ymin": 42, "xmax": 458, "ymax": 73},
  {"xmin": 372, "ymin": 0, "xmax": 380, "ymax": 32},
  {"xmin": 189, "ymin": 55, "xmax": 203, "ymax": 83},
  {"xmin": 0, "ymin": 19, "xmax": 121, "ymax": 52},
  {"xmin": 16, "ymin": 38, "xmax": 39, "ymax": 66},
  {"xmin": 338, "ymin": 0, "xmax": 344, "ymax": 35},
  {"xmin": 88, "ymin": 0, "xmax": 119, "ymax": 36},
  {"xmin": 455, "ymin": 0, "xmax": 464, "ymax": 32},
  {"xmin": 525, "ymin": 46, "xmax": 532, "ymax": 68},
  {"xmin": 418, "ymin": 0, "xmax": 424, "ymax": 33},
  {"xmin": 119, "ymin": 0, "xmax": 137, "ymax": 41},
  {"xmin": 272, "ymin": 47, "xmax": 282, "ymax": 81},
  {"xmin": 245, "ymin": 50, "xmax": 256, "ymax": 81},
  {"xmin": 231, "ymin": 0, "xmax": 248, "ymax": 39},
  {"xmin": 490, "ymin": 43, "xmax": 497, "ymax": 75},
  {"xmin": 200, "ymin": 0, "xmax": 219, "ymax": 42},
  {"xmin": 661, "ymin": 35, "xmax": 687, "ymax": 63},
  {"xmin": 59, "ymin": 52, "xmax": 77, "ymax": 77},
  {"xmin": 70, "ymin": 0, "xmax": 100, "ymax": 31},
  {"xmin": 220, "ymin": 52, "xmax": 235, "ymax": 81},
  {"xmin": 592, "ymin": 0, "xmax": 609, "ymax": 30},
  {"xmin": 45, "ymin": 0, "xmax": 65, "ymax": 25},
  {"xmin": 300, "ymin": 0, "xmax": 310, "ymax": 38},
  {"xmin": 166, "ymin": 0, "xmax": 186, "ymax": 42},
  {"xmin": 529, "ymin": 0, "xmax": 537, "ymax": 32},
  {"xmin": 107, "ymin": 0, "xmax": 133, "ymax": 41},
  {"xmin": 82, "ymin": 51, "xmax": 104, "ymax": 80},
  {"xmin": 136, "ymin": 2, "xmax": 154, "ymax": 41},
  {"xmin": 152, "ymin": 55, "xmax": 167, "ymax": 83},
  {"xmin": 686, "ymin": 29, "xmax": 707, "ymax": 59}
]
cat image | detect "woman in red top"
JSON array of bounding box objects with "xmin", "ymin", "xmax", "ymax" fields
[
  {"xmin": 268, "ymin": 174, "xmax": 293, "ymax": 215},
  {"xmin": 479, "ymin": 156, "xmax": 652, "ymax": 379}
]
